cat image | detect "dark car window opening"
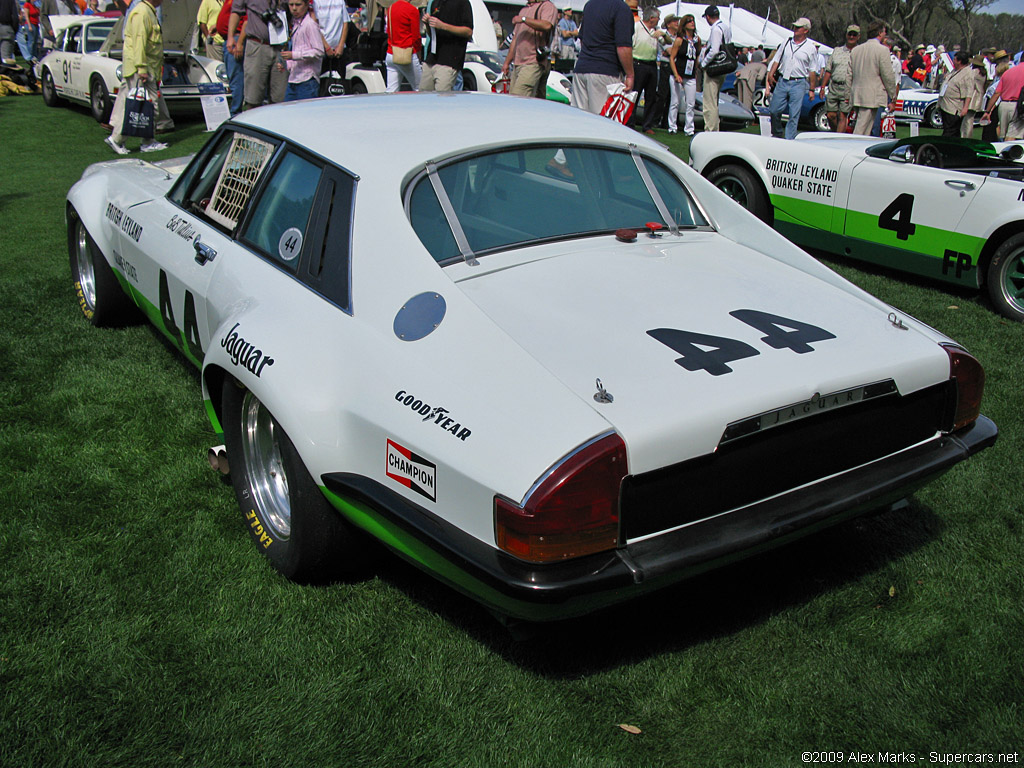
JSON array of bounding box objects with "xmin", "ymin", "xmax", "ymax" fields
[{"xmin": 407, "ymin": 146, "xmax": 708, "ymax": 264}]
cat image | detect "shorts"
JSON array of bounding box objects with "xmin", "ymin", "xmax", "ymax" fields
[{"xmin": 824, "ymin": 82, "xmax": 850, "ymax": 113}]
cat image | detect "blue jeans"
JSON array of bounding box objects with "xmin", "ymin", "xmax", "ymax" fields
[
  {"xmin": 223, "ymin": 41, "xmax": 244, "ymax": 115},
  {"xmin": 770, "ymin": 77, "xmax": 808, "ymax": 140},
  {"xmin": 16, "ymin": 24, "xmax": 38, "ymax": 62},
  {"xmin": 285, "ymin": 77, "xmax": 318, "ymax": 102}
]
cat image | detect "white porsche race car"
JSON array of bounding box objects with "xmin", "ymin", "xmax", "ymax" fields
[
  {"xmin": 67, "ymin": 94, "xmax": 996, "ymax": 622},
  {"xmin": 690, "ymin": 132, "xmax": 1024, "ymax": 322}
]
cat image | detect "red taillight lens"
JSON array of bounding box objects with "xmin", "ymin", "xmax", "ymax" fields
[
  {"xmin": 943, "ymin": 343, "xmax": 985, "ymax": 431},
  {"xmin": 495, "ymin": 434, "xmax": 628, "ymax": 563}
]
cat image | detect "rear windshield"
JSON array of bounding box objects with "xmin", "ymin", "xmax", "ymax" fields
[{"xmin": 407, "ymin": 145, "xmax": 708, "ymax": 264}]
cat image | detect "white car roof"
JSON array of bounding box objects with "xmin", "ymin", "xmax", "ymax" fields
[{"xmin": 230, "ymin": 93, "xmax": 660, "ymax": 173}]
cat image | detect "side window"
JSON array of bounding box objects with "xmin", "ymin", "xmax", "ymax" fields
[
  {"xmin": 408, "ymin": 178, "xmax": 460, "ymax": 264},
  {"xmin": 240, "ymin": 151, "xmax": 323, "ymax": 271},
  {"xmin": 65, "ymin": 27, "xmax": 82, "ymax": 53}
]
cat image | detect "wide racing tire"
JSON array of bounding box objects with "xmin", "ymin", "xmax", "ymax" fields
[
  {"xmin": 986, "ymin": 233, "xmax": 1024, "ymax": 322},
  {"xmin": 706, "ymin": 163, "xmax": 772, "ymax": 223},
  {"xmin": 69, "ymin": 211, "xmax": 139, "ymax": 327},
  {"xmin": 90, "ymin": 76, "xmax": 112, "ymax": 123},
  {"xmin": 222, "ymin": 379, "xmax": 367, "ymax": 583},
  {"xmin": 41, "ymin": 68, "xmax": 61, "ymax": 107}
]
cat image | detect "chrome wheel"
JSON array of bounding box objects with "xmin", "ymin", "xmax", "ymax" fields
[
  {"xmin": 75, "ymin": 221, "xmax": 97, "ymax": 314},
  {"xmin": 241, "ymin": 391, "xmax": 292, "ymax": 539},
  {"xmin": 987, "ymin": 234, "xmax": 1024, "ymax": 322}
]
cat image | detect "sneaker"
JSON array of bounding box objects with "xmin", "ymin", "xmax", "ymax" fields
[
  {"xmin": 105, "ymin": 136, "xmax": 129, "ymax": 155},
  {"xmin": 140, "ymin": 140, "xmax": 168, "ymax": 153}
]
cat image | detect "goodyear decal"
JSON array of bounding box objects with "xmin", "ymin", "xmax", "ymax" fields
[{"xmin": 386, "ymin": 439, "xmax": 436, "ymax": 502}]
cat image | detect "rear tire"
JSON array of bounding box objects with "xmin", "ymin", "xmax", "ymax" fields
[
  {"xmin": 68, "ymin": 212, "xmax": 138, "ymax": 327},
  {"xmin": 90, "ymin": 77, "xmax": 112, "ymax": 123},
  {"xmin": 222, "ymin": 380, "xmax": 367, "ymax": 583},
  {"xmin": 986, "ymin": 233, "xmax": 1024, "ymax": 322},
  {"xmin": 706, "ymin": 163, "xmax": 772, "ymax": 223},
  {"xmin": 350, "ymin": 78, "xmax": 368, "ymax": 94}
]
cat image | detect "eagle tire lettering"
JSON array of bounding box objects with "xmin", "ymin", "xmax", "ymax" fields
[{"xmin": 69, "ymin": 213, "xmax": 138, "ymax": 327}]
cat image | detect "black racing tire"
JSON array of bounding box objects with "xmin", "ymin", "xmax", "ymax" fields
[
  {"xmin": 706, "ymin": 163, "xmax": 772, "ymax": 223},
  {"xmin": 68, "ymin": 211, "xmax": 139, "ymax": 327},
  {"xmin": 462, "ymin": 70, "xmax": 477, "ymax": 92},
  {"xmin": 924, "ymin": 103, "xmax": 942, "ymax": 130},
  {"xmin": 914, "ymin": 143, "xmax": 943, "ymax": 168},
  {"xmin": 90, "ymin": 76, "xmax": 112, "ymax": 123},
  {"xmin": 222, "ymin": 379, "xmax": 367, "ymax": 583},
  {"xmin": 986, "ymin": 233, "xmax": 1024, "ymax": 322},
  {"xmin": 350, "ymin": 77, "xmax": 368, "ymax": 94},
  {"xmin": 810, "ymin": 102, "xmax": 831, "ymax": 132},
  {"xmin": 41, "ymin": 68, "xmax": 61, "ymax": 107}
]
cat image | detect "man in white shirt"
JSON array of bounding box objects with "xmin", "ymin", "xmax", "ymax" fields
[
  {"xmin": 314, "ymin": 0, "xmax": 349, "ymax": 85},
  {"xmin": 766, "ymin": 17, "xmax": 818, "ymax": 140},
  {"xmin": 698, "ymin": 4, "xmax": 730, "ymax": 131}
]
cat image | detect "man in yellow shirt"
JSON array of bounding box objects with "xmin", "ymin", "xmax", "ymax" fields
[
  {"xmin": 107, "ymin": 0, "xmax": 170, "ymax": 154},
  {"xmin": 197, "ymin": 0, "xmax": 224, "ymax": 60}
]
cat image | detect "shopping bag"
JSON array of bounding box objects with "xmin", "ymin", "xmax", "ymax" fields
[
  {"xmin": 122, "ymin": 85, "xmax": 155, "ymax": 138},
  {"xmin": 600, "ymin": 82, "xmax": 637, "ymax": 124}
]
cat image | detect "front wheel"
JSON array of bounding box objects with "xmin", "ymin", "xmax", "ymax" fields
[
  {"xmin": 90, "ymin": 77, "xmax": 112, "ymax": 123},
  {"xmin": 41, "ymin": 68, "xmax": 61, "ymax": 107},
  {"xmin": 222, "ymin": 380, "xmax": 367, "ymax": 582},
  {"xmin": 924, "ymin": 103, "xmax": 942, "ymax": 130},
  {"xmin": 69, "ymin": 213, "xmax": 138, "ymax": 326},
  {"xmin": 986, "ymin": 233, "xmax": 1024, "ymax": 322},
  {"xmin": 810, "ymin": 103, "xmax": 831, "ymax": 132},
  {"xmin": 706, "ymin": 163, "xmax": 772, "ymax": 223}
]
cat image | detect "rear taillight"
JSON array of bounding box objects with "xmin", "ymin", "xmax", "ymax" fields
[
  {"xmin": 495, "ymin": 433, "xmax": 627, "ymax": 563},
  {"xmin": 943, "ymin": 343, "xmax": 985, "ymax": 431}
]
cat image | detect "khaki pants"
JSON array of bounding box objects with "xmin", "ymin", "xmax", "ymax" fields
[
  {"xmin": 853, "ymin": 106, "xmax": 879, "ymax": 135},
  {"xmin": 244, "ymin": 39, "xmax": 287, "ymax": 107},
  {"xmin": 702, "ymin": 73, "xmax": 725, "ymax": 131},
  {"xmin": 570, "ymin": 72, "xmax": 623, "ymax": 114},
  {"xmin": 420, "ymin": 62, "xmax": 459, "ymax": 92},
  {"xmin": 110, "ymin": 75, "xmax": 172, "ymax": 144},
  {"xmin": 510, "ymin": 60, "xmax": 550, "ymax": 98}
]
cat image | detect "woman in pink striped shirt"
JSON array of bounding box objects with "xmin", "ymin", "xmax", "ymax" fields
[{"xmin": 282, "ymin": 0, "xmax": 325, "ymax": 101}]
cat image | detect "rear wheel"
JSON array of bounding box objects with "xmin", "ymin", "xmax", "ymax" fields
[
  {"xmin": 706, "ymin": 163, "xmax": 772, "ymax": 223},
  {"xmin": 222, "ymin": 380, "xmax": 367, "ymax": 583},
  {"xmin": 90, "ymin": 77, "xmax": 112, "ymax": 123},
  {"xmin": 350, "ymin": 77, "xmax": 368, "ymax": 94},
  {"xmin": 41, "ymin": 68, "xmax": 61, "ymax": 107},
  {"xmin": 986, "ymin": 233, "xmax": 1024, "ymax": 322},
  {"xmin": 69, "ymin": 212, "xmax": 138, "ymax": 327}
]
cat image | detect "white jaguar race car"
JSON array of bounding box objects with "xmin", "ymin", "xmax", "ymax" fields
[
  {"xmin": 690, "ymin": 132, "xmax": 1024, "ymax": 322},
  {"xmin": 67, "ymin": 94, "xmax": 996, "ymax": 622}
]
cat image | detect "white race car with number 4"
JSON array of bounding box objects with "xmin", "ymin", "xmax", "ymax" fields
[
  {"xmin": 67, "ymin": 94, "xmax": 996, "ymax": 623},
  {"xmin": 690, "ymin": 132, "xmax": 1024, "ymax": 322}
]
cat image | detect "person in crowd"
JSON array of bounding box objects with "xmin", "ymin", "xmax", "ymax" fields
[
  {"xmin": 649, "ymin": 13, "xmax": 677, "ymax": 130},
  {"xmin": 908, "ymin": 43, "xmax": 926, "ymax": 83},
  {"xmin": 624, "ymin": 0, "xmax": 637, "ymax": 22},
  {"xmin": 820, "ymin": 24, "xmax": 858, "ymax": 132},
  {"xmin": 0, "ymin": 0, "xmax": 19, "ymax": 62},
  {"xmin": 502, "ymin": 0, "xmax": 557, "ymax": 98},
  {"xmin": 981, "ymin": 52, "xmax": 1010, "ymax": 140},
  {"xmin": 491, "ymin": 10, "xmax": 502, "ymax": 42},
  {"xmin": 960, "ymin": 54, "xmax": 987, "ymax": 138},
  {"xmin": 765, "ymin": 17, "xmax": 817, "ymax": 140},
  {"xmin": 39, "ymin": 0, "xmax": 78, "ymax": 51},
  {"xmin": 556, "ymin": 6, "xmax": 578, "ymax": 62},
  {"xmin": 939, "ymin": 51, "xmax": 973, "ymax": 137},
  {"xmin": 280, "ymin": 0, "xmax": 321, "ymax": 99},
  {"xmin": 385, "ymin": 0, "xmax": 420, "ymax": 92},
  {"xmin": 16, "ymin": 0, "xmax": 40, "ymax": 64},
  {"xmin": 982, "ymin": 55, "xmax": 1024, "ymax": 140},
  {"xmin": 849, "ymin": 18, "xmax": 896, "ymax": 136},
  {"xmin": 667, "ymin": 11, "xmax": 698, "ymax": 134},
  {"xmin": 197, "ymin": 0, "xmax": 224, "ymax": 60},
  {"xmin": 420, "ymin": 0, "xmax": 473, "ymax": 91},
  {"xmin": 569, "ymin": 0, "xmax": 632, "ymax": 114},
  {"xmin": 218, "ymin": 0, "xmax": 244, "ymax": 114},
  {"xmin": 627, "ymin": 5, "xmax": 662, "ymax": 132},
  {"xmin": 733, "ymin": 53, "xmax": 764, "ymax": 113},
  {"xmin": 228, "ymin": 0, "xmax": 288, "ymax": 109},
  {"xmin": 311, "ymin": 0, "xmax": 347, "ymax": 91},
  {"xmin": 698, "ymin": 4, "xmax": 730, "ymax": 132},
  {"xmin": 106, "ymin": 0, "xmax": 168, "ymax": 154},
  {"xmin": 83, "ymin": 0, "xmax": 97, "ymax": 13}
]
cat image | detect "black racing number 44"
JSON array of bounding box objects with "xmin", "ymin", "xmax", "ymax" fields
[{"xmin": 648, "ymin": 310, "xmax": 836, "ymax": 376}]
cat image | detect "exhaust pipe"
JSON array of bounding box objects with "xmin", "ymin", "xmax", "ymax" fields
[{"xmin": 207, "ymin": 445, "xmax": 230, "ymax": 474}]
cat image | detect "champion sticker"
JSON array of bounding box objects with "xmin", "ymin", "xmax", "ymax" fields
[
  {"xmin": 278, "ymin": 227, "xmax": 302, "ymax": 262},
  {"xmin": 386, "ymin": 439, "xmax": 436, "ymax": 502}
]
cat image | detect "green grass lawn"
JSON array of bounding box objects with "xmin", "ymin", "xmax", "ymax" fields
[{"xmin": 1, "ymin": 93, "xmax": 1021, "ymax": 767}]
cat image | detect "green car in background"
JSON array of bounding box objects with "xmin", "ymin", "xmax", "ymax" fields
[{"xmin": 689, "ymin": 133, "xmax": 1024, "ymax": 322}]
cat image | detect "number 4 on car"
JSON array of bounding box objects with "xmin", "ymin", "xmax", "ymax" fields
[{"xmin": 66, "ymin": 95, "xmax": 997, "ymax": 624}]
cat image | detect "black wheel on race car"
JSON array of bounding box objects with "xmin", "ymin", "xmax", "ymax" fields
[
  {"xmin": 90, "ymin": 76, "xmax": 112, "ymax": 123},
  {"xmin": 41, "ymin": 68, "xmax": 61, "ymax": 107},
  {"xmin": 222, "ymin": 380, "xmax": 366, "ymax": 583},
  {"xmin": 986, "ymin": 233, "xmax": 1024, "ymax": 322},
  {"xmin": 462, "ymin": 71, "xmax": 477, "ymax": 92},
  {"xmin": 350, "ymin": 78, "xmax": 368, "ymax": 94},
  {"xmin": 924, "ymin": 103, "xmax": 942, "ymax": 130},
  {"xmin": 707, "ymin": 163, "xmax": 772, "ymax": 223},
  {"xmin": 68, "ymin": 211, "xmax": 138, "ymax": 327},
  {"xmin": 810, "ymin": 103, "xmax": 831, "ymax": 132},
  {"xmin": 914, "ymin": 143, "xmax": 943, "ymax": 167}
]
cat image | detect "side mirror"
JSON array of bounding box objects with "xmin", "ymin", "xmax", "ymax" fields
[
  {"xmin": 1000, "ymin": 144, "xmax": 1024, "ymax": 161},
  {"xmin": 888, "ymin": 145, "xmax": 914, "ymax": 164}
]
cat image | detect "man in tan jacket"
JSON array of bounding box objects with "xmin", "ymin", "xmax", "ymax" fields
[{"xmin": 849, "ymin": 19, "xmax": 897, "ymax": 136}]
